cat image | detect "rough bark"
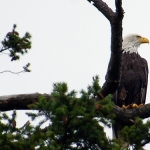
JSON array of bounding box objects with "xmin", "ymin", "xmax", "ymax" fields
[
  {"xmin": 88, "ymin": 0, "xmax": 124, "ymax": 98},
  {"xmin": 0, "ymin": 93, "xmax": 149, "ymax": 124},
  {"xmin": 113, "ymin": 104, "xmax": 150, "ymax": 124},
  {"xmin": 0, "ymin": 93, "xmax": 50, "ymax": 111}
]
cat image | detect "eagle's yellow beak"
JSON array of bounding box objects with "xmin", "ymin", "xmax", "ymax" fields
[{"xmin": 140, "ymin": 37, "xmax": 149, "ymax": 44}]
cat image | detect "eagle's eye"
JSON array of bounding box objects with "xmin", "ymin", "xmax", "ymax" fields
[{"xmin": 136, "ymin": 35, "xmax": 141, "ymax": 38}]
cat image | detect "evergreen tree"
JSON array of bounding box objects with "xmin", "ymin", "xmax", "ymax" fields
[
  {"xmin": 1, "ymin": 76, "xmax": 150, "ymax": 149},
  {"xmin": 0, "ymin": 76, "xmax": 118, "ymax": 150},
  {"xmin": 27, "ymin": 76, "xmax": 116, "ymax": 150}
]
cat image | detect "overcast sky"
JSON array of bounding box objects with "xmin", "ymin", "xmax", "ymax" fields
[{"xmin": 1, "ymin": 0, "xmax": 150, "ymax": 149}]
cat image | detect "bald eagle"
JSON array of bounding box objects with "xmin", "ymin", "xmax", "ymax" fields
[{"xmin": 112, "ymin": 34, "xmax": 149, "ymax": 139}]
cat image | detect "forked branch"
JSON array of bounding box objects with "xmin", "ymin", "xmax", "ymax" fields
[{"xmin": 88, "ymin": 0, "xmax": 124, "ymax": 98}]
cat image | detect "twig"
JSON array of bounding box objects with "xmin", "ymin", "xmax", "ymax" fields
[
  {"xmin": 0, "ymin": 47, "xmax": 9, "ymax": 53},
  {"xmin": 0, "ymin": 70, "xmax": 25, "ymax": 75}
]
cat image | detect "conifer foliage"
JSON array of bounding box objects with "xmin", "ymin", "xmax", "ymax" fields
[
  {"xmin": 27, "ymin": 76, "xmax": 116, "ymax": 150},
  {"xmin": 2, "ymin": 24, "xmax": 31, "ymax": 61},
  {"xmin": 1, "ymin": 76, "xmax": 150, "ymax": 149},
  {"xmin": 0, "ymin": 76, "xmax": 119, "ymax": 150},
  {"xmin": 121, "ymin": 118, "xmax": 150, "ymax": 150},
  {"xmin": 0, "ymin": 24, "xmax": 31, "ymax": 73}
]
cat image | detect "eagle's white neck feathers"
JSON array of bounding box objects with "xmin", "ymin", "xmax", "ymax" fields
[{"xmin": 122, "ymin": 34, "xmax": 141, "ymax": 54}]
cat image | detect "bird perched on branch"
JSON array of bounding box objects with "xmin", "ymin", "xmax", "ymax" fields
[{"xmin": 112, "ymin": 34, "xmax": 149, "ymax": 140}]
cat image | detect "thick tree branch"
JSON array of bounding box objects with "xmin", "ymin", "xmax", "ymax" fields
[
  {"xmin": 113, "ymin": 104, "xmax": 150, "ymax": 124},
  {"xmin": 115, "ymin": 0, "xmax": 124, "ymax": 15},
  {"xmin": 0, "ymin": 93, "xmax": 50, "ymax": 111},
  {"xmin": 90, "ymin": 0, "xmax": 115, "ymax": 22},
  {"xmin": 100, "ymin": 0, "xmax": 123, "ymax": 97},
  {"xmin": 0, "ymin": 93, "xmax": 149, "ymax": 124},
  {"xmin": 89, "ymin": 0, "xmax": 124, "ymax": 98}
]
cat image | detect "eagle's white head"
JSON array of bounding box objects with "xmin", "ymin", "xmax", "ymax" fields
[{"xmin": 122, "ymin": 34, "xmax": 149, "ymax": 53}]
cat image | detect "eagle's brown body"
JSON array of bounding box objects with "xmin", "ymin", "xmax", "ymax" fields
[
  {"xmin": 113, "ymin": 52, "xmax": 148, "ymax": 108},
  {"xmin": 112, "ymin": 34, "xmax": 149, "ymax": 140}
]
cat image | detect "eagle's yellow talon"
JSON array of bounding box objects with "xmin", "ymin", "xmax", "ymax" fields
[
  {"xmin": 122, "ymin": 105, "xmax": 131, "ymax": 109},
  {"xmin": 126, "ymin": 105, "xmax": 131, "ymax": 109},
  {"xmin": 122, "ymin": 105, "xmax": 126, "ymax": 109},
  {"xmin": 132, "ymin": 103, "xmax": 138, "ymax": 108},
  {"xmin": 139, "ymin": 103, "xmax": 144, "ymax": 107}
]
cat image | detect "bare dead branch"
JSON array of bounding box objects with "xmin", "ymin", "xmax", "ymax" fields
[
  {"xmin": 0, "ymin": 93, "xmax": 149, "ymax": 125},
  {"xmin": 91, "ymin": 0, "xmax": 124, "ymax": 98},
  {"xmin": 115, "ymin": 0, "xmax": 124, "ymax": 16},
  {"xmin": 91, "ymin": 0, "xmax": 115, "ymax": 22},
  {"xmin": 0, "ymin": 93, "xmax": 50, "ymax": 111}
]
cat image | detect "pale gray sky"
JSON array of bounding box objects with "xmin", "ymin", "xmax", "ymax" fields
[{"xmin": 1, "ymin": 0, "xmax": 150, "ymax": 149}]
